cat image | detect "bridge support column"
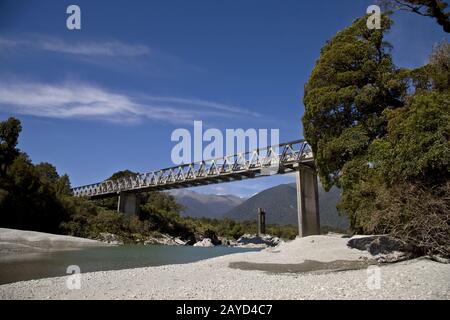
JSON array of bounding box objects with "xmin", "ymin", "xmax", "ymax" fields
[
  {"xmin": 295, "ymin": 165, "xmax": 320, "ymax": 237},
  {"xmin": 257, "ymin": 208, "xmax": 266, "ymax": 236},
  {"xmin": 117, "ymin": 192, "xmax": 140, "ymax": 216}
]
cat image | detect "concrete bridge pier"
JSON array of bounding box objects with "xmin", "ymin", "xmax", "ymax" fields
[
  {"xmin": 257, "ymin": 208, "xmax": 266, "ymax": 236},
  {"xmin": 117, "ymin": 192, "xmax": 140, "ymax": 216},
  {"xmin": 295, "ymin": 164, "xmax": 320, "ymax": 237}
]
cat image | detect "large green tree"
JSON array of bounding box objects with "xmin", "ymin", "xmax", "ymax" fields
[
  {"xmin": 303, "ymin": 15, "xmax": 449, "ymax": 256},
  {"xmin": 302, "ymin": 15, "xmax": 405, "ymax": 191}
]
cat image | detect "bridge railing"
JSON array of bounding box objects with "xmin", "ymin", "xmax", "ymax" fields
[{"xmin": 71, "ymin": 139, "xmax": 313, "ymax": 197}]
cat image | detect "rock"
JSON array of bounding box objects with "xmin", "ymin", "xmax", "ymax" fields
[
  {"xmin": 429, "ymin": 255, "xmax": 450, "ymax": 264},
  {"xmin": 193, "ymin": 232, "xmax": 221, "ymax": 246},
  {"xmin": 347, "ymin": 235, "xmax": 409, "ymax": 254},
  {"xmin": 347, "ymin": 235, "xmax": 414, "ymax": 262},
  {"xmin": 375, "ymin": 251, "xmax": 410, "ymax": 263},
  {"xmin": 174, "ymin": 238, "xmax": 187, "ymax": 245},
  {"xmin": 144, "ymin": 234, "xmax": 186, "ymax": 246},
  {"xmin": 193, "ymin": 238, "xmax": 214, "ymax": 247},
  {"xmin": 97, "ymin": 233, "xmax": 124, "ymax": 245},
  {"xmin": 236, "ymin": 234, "xmax": 281, "ymax": 248},
  {"xmin": 143, "ymin": 238, "xmax": 157, "ymax": 245},
  {"xmin": 219, "ymin": 237, "xmax": 239, "ymax": 246}
]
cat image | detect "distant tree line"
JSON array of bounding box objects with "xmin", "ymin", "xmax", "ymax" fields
[{"xmin": 0, "ymin": 118, "xmax": 71, "ymax": 233}]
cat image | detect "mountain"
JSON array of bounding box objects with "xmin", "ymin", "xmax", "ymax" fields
[
  {"xmin": 169, "ymin": 189, "xmax": 245, "ymax": 219},
  {"xmin": 223, "ymin": 183, "xmax": 348, "ymax": 230}
]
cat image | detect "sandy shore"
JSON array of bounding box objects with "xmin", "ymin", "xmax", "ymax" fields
[
  {"xmin": 1, "ymin": 234, "xmax": 449, "ymax": 300},
  {"xmin": 0, "ymin": 228, "xmax": 111, "ymax": 258}
]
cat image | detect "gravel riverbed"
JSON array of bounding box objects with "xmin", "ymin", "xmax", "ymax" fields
[{"xmin": 1, "ymin": 234, "xmax": 449, "ymax": 300}]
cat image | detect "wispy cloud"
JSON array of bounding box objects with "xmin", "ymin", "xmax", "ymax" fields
[
  {"xmin": 142, "ymin": 96, "xmax": 260, "ymax": 118},
  {"xmin": 0, "ymin": 33, "xmax": 204, "ymax": 77},
  {"xmin": 0, "ymin": 80, "xmax": 259, "ymax": 124},
  {"xmin": 0, "ymin": 34, "xmax": 151, "ymax": 57}
]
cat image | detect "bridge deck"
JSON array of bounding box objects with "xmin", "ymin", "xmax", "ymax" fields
[{"xmin": 71, "ymin": 140, "xmax": 314, "ymax": 198}]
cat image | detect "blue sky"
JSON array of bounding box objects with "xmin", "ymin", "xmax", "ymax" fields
[{"xmin": 0, "ymin": 0, "xmax": 448, "ymax": 197}]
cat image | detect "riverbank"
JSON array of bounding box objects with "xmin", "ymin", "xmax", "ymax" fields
[
  {"xmin": 96, "ymin": 231, "xmax": 281, "ymax": 248},
  {"xmin": 0, "ymin": 228, "xmax": 112, "ymax": 257},
  {"xmin": 1, "ymin": 234, "xmax": 449, "ymax": 299}
]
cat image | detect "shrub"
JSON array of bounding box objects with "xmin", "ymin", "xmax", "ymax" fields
[{"xmin": 367, "ymin": 182, "xmax": 450, "ymax": 258}]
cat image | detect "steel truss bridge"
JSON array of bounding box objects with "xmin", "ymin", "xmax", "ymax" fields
[
  {"xmin": 71, "ymin": 139, "xmax": 314, "ymax": 198},
  {"xmin": 71, "ymin": 139, "xmax": 320, "ymax": 237}
]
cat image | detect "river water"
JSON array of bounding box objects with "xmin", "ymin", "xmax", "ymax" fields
[{"xmin": 0, "ymin": 245, "xmax": 260, "ymax": 285}]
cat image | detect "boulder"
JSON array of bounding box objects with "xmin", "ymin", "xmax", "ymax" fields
[
  {"xmin": 236, "ymin": 234, "xmax": 281, "ymax": 248},
  {"xmin": 193, "ymin": 232, "xmax": 221, "ymax": 246},
  {"xmin": 144, "ymin": 234, "xmax": 186, "ymax": 246},
  {"xmin": 219, "ymin": 237, "xmax": 239, "ymax": 247},
  {"xmin": 97, "ymin": 233, "xmax": 123, "ymax": 245},
  {"xmin": 193, "ymin": 238, "xmax": 214, "ymax": 247},
  {"xmin": 347, "ymin": 235, "xmax": 414, "ymax": 262}
]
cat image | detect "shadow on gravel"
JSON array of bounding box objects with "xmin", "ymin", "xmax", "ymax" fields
[{"xmin": 228, "ymin": 259, "xmax": 377, "ymax": 274}]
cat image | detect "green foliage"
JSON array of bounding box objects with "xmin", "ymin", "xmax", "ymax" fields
[
  {"xmin": 140, "ymin": 192, "xmax": 183, "ymax": 219},
  {"xmin": 373, "ymin": 91, "xmax": 450, "ymax": 185},
  {"xmin": 303, "ymin": 15, "xmax": 405, "ymax": 191},
  {"xmin": 59, "ymin": 196, "xmax": 103, "ymax": 238},
  {"xmin": 428, "ymin": 40, "xmax": 450, "ymax": 91},
  {"xmin": 138, "ymin": 191, "xmax": 193, "ymax": 239},
  {"xmin": 108, "ymin": 170, "xmax": 137, "ymax": 181},
  {"xmin": 411, "ymin": 41, "xmax": 450, "ymax": 93},
  {"xmin": 92, "ymin": 170, "xmax": 138, "ymax": 210},
  {"xmin": 379, "ymin": 0, "xmax": 450, "ymax": 33},
  {"xmin": 303, "ymin": 16, "xmax": 449, "ymax": 256},
  {"xmin": 0, "ymin": 126, "xmax": 71, "ymax": 234},
  {"xmin": 181, "ymin": 217, "xmax": 299, "ymax": 241},
  {"xmin": 87, "ymin": 210, "xmax": 125, "ymax": 236},
  {"xmin": 0, "ymin": 117, "xmax": 21, "ymax": 178}
]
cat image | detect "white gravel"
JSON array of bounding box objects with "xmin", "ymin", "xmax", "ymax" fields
[{"xmin": 1, "ymin": 234, "xmax": 449, "ymax": 300}]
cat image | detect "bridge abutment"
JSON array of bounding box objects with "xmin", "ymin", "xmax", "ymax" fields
[
  {"xmin": 117, "ymin": 192, "xmax": 140, "ymax": 216},
  {"xmin": 295, "ymin": 165, "xmax": 320, "ymax": 237}
]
